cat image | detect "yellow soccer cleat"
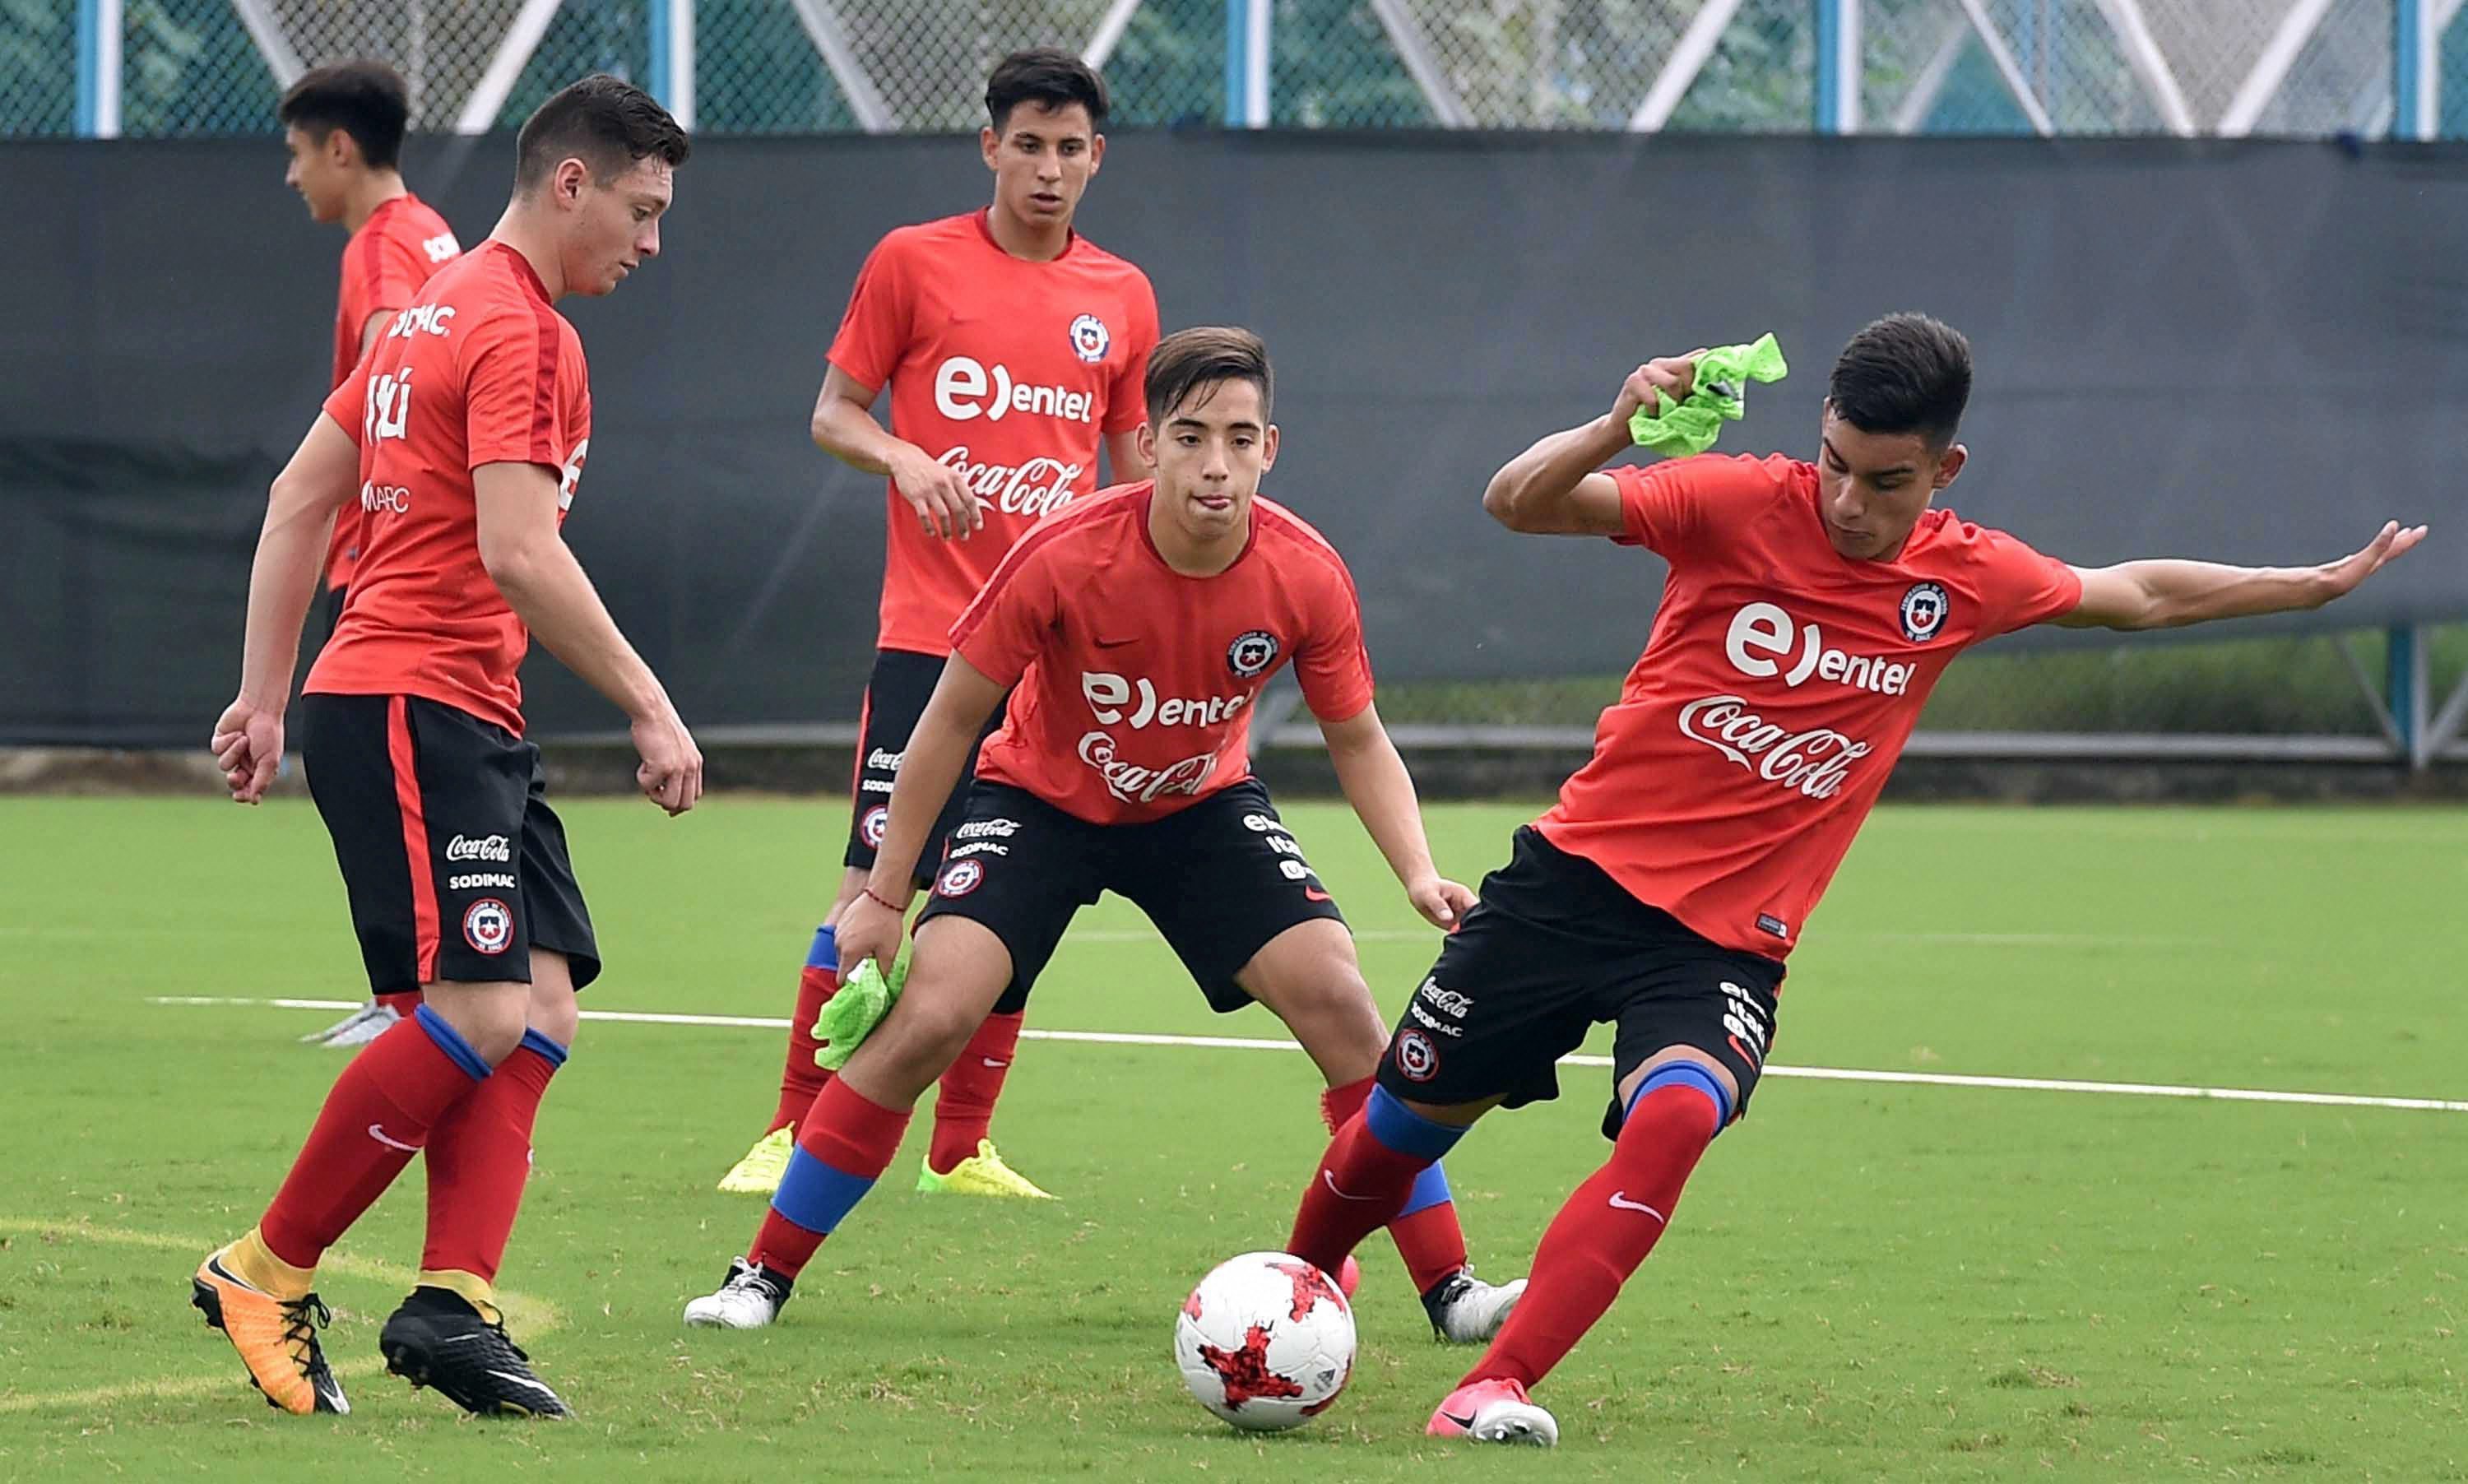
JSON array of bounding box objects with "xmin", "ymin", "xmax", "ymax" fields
[
  {"xmin": 916, "ymin": 1139, "xmax": 1057, "ymax": 1199},
  {"xmin": 191, "ymin": 1245, "xmax": 349, "ymax": 1415},
  {"xmin": 717, "ymin": 1125, "xmax": 796, "ymax": 1194}
]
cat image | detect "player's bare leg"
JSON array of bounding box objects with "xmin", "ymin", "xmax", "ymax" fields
[
  {"xmin": 1238, "ymin": 921, "xmax": 1526, "ymax": 1342},
  {"xmin": 689, "ymin": 916, "xmax": 1014, "ymax": 1329}
]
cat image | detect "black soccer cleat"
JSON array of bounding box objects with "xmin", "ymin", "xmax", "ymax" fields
[{"xmin": 378, "ymin": 1285, "xmax": 570, "ymax": 1417}]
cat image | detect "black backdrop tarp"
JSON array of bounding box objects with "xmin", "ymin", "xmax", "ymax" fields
[{"xmin": 4, "ymin": 132, "xmax": 2462, "ymax": 744}]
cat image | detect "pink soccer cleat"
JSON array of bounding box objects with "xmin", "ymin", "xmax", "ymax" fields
[{"xmin": 1425, "ymin": 1376, "xmax": 1558, "ymax": 1446}]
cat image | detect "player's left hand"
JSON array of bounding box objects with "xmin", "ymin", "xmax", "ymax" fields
[
  {"xmin": 2312, "ymin": 520, "xmax": 2429, "ymax": 603},
  {"xmin": 210, "ymin": 696, "xmax": 285, "ymax": 805},
  {"xmin": 1405, "ymin": 875, "xmax": 1478, "ymax": 933}
]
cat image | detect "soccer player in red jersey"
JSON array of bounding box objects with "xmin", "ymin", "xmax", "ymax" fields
[
  {"xmin": 1282, "ymin": 315, "xmax": 2428, "ymax": 1447},
  {"xmin": 195, "ymin": 76, "xmax": 700, "ymax": 1420},
  {"xmin": 684, "ymin": 328, "xmax": 1526, "ymax": 1343},
  {"xmin": 719, "ymin": 49, "xmax": 1162, "ymax": 1202},
  {"xmin": 277, "ymin": 59, "xmax": 466, "ymax": 1049}
]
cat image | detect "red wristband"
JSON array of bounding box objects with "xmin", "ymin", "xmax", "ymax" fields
[{"xmin": 861, "ymin": 886, "xmax": 907, "ymax": 915}]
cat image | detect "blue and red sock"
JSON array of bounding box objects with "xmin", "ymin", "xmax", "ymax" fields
[{"xmin": 749, "ymin": 1076, "xmax": 912, "ymax": 1280}]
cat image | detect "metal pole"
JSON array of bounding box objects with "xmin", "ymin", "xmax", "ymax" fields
[
  {"xmin": 1223, "ymin": 0, "xmax": 1270, "ymax": 127},
  {"xmin": 2388, "ymin": 624, "xmax": 2429, "ymax": 767},
  {"xmin": 77, "ymin": 0, "xmax": 123, "ymax": 138},
  {"xmin": 1816, "ymin": 0, "xmax": 1862, "ymax": 132},
  {"xmin": 651, "ymin": 0, "xmax": 695, "ymax": 129},
  {"xmin": 2394, "ymin": 0, "xmax": 2435, "ymax": 139}
]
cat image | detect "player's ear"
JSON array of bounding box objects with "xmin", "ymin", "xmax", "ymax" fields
[
  {"xmin": 554, "ymin": 156, "xmax": 589, "ymax": 207},
  {"xmin": 980, "ymin": 126, "xmax": 1000, "ymax": 173},
  {"xmin": 1260, "ymin": 424, "xmax": 1279, "ymax": 473},
  {"xmin": 1134, "ymin": 418, "xmax": 1157, "ymax": 469},
  {"xmin": 1934, "ymin": 443, "xmax": 1967, "ymax": 489},
  {"xmin": 1088, "ymin": 133, "xmax": 1106, "ymax": 173}
]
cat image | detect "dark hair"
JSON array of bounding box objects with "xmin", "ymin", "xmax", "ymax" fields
[
  {"xmin": 1827, "ymin": 313, "xmax": 1972, "ymax": 448},
  {"xmin": 1145, "ymin": 327, "xmax": 1273, "ymax": 425},
  {"xmin": 985, "ymin": 48, "xmax": 1109, "ymax": 134},
  {"xmin": 278, "ymin": 60, "xmax": 411, "ymax": 170},
  {"xmin": 515, "ymin": 74, "xmax": 690, "ymax": 192}
]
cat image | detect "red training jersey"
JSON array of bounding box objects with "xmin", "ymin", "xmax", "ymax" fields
[
  {"xmin": 828, "ymin": 211, "xmax": 1160, "ymax": 656},
  {"xmin": 308, "ymin": 242, "xmax": 591, "ymax": 737},
  {"xmin": 951, "ymin": 484, "xmax": 1375, "ymax": 826},
  {"xmin": 1534, "ymin": 454, "xmax": 2082, "ymax": 959},
  {"xmin": 324, "ymin": 192, "xmax": 462, "ymax": 591}
]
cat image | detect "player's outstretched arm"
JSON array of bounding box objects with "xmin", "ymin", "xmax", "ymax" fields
[
  {"xmin": 2050, "ymin": 521, "xmax": 2429, "ymax": 632},
  {"xmin": 1483, "ymin": 355, "xmax": 1699, "ymax": 536},
  {"xmin": 211, "ymin": 412, "xmax": 360, "ymax": 804},
  {"xmin": 837, "ymin": 656, "xmax": 1009, "ymax": 973},
  {"xmin": 1320, "ymin": 703, "xmax": 1477, "ymax": 931},
  {"xmin": 472, "ymin": 461, "xmax": 703, "ymax": 815},
  {"xmin": 810, "ymin": 364, "xmax": 981, "ymax": 540}
]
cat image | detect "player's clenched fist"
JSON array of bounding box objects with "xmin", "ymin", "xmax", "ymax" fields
[
  {"xmin": 1610, "ymin": 352, "xmax": 1705, "ymax": 426},
  {"xmin": 632, "ymin": 708, "xmax": 704, "ymax": 816},
  {"xmin": 833, "ymin": 890, "xmax": 905, "ymax": 980},
  {"xmin": 210, "ymin": 696, "xmax": 285, "ymax": 805},
  {"xmin": 887, "ymin": 442, "xmax": 984, "ymax": 541}
]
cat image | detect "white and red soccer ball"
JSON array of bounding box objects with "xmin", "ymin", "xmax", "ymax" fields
[{"xmin": 1173, "ymin": 1250, "xmax": 1357, "ymax": 1431}]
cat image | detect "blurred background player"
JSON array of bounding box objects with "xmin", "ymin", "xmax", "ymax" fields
[
  {"xmin": 718, "ymin": 48, "xmax": 1161, "ymax": 1201},
  {"xmin": 1280, "ymin": 315, "xmax": 2428, "ymax": 1447},
  {"xmin": 685, "ymin": 328, "xmax": 1524, "ymax": 1343},
  {"xmin": 193, "ymin": 75, "xmax": 700, "ymax": 1420},
  {"xmin": 276, "ymin": 58, "xmax": 465, "ymax": 1050}
]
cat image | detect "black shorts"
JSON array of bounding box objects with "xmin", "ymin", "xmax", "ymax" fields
[
  {"xmin": 1375, "ymin": 827, "xmax": 1784, "ymax": 1139},
  {"xmin": 915, "ymin": 778, "xmax": 1346, "ymax": 1018},
  {"xmin": 843, "ymin": 648, "xmax": 1006, "ymax": 886},
  {"xmin": 298, "ymin": 693, "xmax": 600, "ymax": 995}
]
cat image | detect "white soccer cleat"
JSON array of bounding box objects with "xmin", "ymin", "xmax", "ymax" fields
[
  {"xmin": 1426, "ymin": 1376, "xmax": 1559, "ymax": 1445},
  {"xmin": 304, "ymin": 1002, "xmax": 399, "ymax": 1046},
  {"xmin": 682, "ymin": 1258, "xmax": 793, "ymax": 1329},
  {"xmin": 1423, "ymin": 1270, "xmax": 1529, "ymax": 1344}
]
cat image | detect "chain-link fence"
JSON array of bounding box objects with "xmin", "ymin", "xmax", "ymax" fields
[{"xmin": 4, "ymin": 0, "xmax": 2460, "ymax": 137}]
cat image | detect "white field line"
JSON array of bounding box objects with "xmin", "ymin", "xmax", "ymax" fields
[{"xmin": 147, "ymin": 997, "xmax": 2468, "ymax": 1115}]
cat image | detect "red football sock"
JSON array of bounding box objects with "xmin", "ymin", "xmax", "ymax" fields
[
  {"xmin": 928, "ymin": 1011, "xmax": 1023, "ymax": 1174},
  {"xmin": 1319, "ymin": 1078, "xmax": 1468, "ymax": 1293},
  {"xmin": 1287, "ymin": 1109, "xmax": 1429, "ymax": 1282},
  {"xmin": 768, "ymin": 962, "xmax": 840, "ymax": 1134},
  {"xmin": 257, "ymin": 1010, "xmax": 487, "ymax": 1270},
  {"xmin": 1459, "ymin": 1083, "xmax": 1720, "ymax": 1390},
  {"xmin": 747, "ymin": 1078, "xmax": 912, "ymax": 1281},
  {"xmin": 420, "ymin": 1035, "xmax": 564, "ymax": 1285}
]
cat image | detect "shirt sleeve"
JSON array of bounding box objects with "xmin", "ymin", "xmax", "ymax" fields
[
  {"xmin": 462, "ymin": 308, "xmax": 563, "ymax": 471},
  {"xmin": 824, "ymin": 234, "xmax": 913, "ymax": 392},
  {"xmin": 1968, "ymin": 526, "xmax": 2086, "ymax": 638},
  {"xmin": 1608, "ymin": 453, "xmax": 1773, "ymax": 559},
  {"xmin": 322, "ymin": 358, "xmax": 371, "ymax": 447},
  {"xmin": 1293, "ymin": 553, "xmax": 1376, "ymax": 725},
  {"xmin": 366, "ymin": 230, "xmax": 433, "ymax": 318},
  {"xmin": 1102, "ymin": 275, "xmax": 1162, "ymax": 436},
  {"xmin": 949, "ymin": 537, "xmax": 1061, "ymax": 689}
]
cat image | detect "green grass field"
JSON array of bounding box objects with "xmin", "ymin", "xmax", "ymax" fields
[{"xmin": 3, "ymin": 795, "xmax": 2464, "ymax": 1481}]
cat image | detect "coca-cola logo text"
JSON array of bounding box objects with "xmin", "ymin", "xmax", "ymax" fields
[
  {"xmin": 445, "ymin": 833, "xmax": 513, "ymax": 863},
  {"xmin": 1075, "ymin": 730, "xmax": 1219, "ymax": 804},
  {"xmin": 1676, "ymin": 695, "xmax": 1871, "ymax": 800},
  {"xmin": 935, "ymin": 446, "xmax": 1083, "ymax": 519}
]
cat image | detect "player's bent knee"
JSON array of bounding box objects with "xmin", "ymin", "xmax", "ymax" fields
[
  {"xmin": 1616, "ymin": 1052, "xmax": 1737, "ymax": 1134},
  {"xmin": 523, "ymin": 961, "xmax": 579, "ymax": 1049},
  {"xmin": 420, "ymin": 981, "xmax": 531, "ymax": 1066}
]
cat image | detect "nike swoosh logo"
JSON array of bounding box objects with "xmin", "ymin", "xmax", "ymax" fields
[
  {"xmin": 1322, "ymin": 1170, "xmax": 1380, "ymax": 1202},
  {"xmin": 1303, "ymin": 886, "xmax": 1333, "ymax": 902},
  {"xmin": 1093, "ymin": 634, "xmax": 1138, "ymax": 647},
  {"xmin": 981, "ymin": 1058, "xmax": 1009, "ymax": 1069},
  {"xmin": 1607, "ymin": 1190, "xmax": 1667, "ymax": 1222},
  {"xmin": 1439, "ymin": 1409, "xmax": 1477, "ymax": 1429},
  {"xmin": 367, "ymin": 1124, "xmax": 423, "ymax": 1152}
]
